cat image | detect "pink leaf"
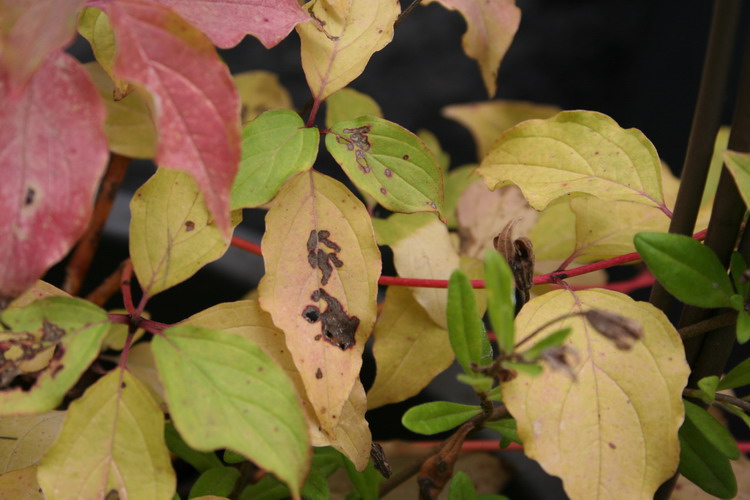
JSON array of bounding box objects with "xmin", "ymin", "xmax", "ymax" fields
[
  {"xmin": 0, "ymin": 0, "xmax": 86, "ymax": 93},
  {"xmin": 103, "ymin": 0, "xmax": 242, "ymax": 235},
  {"xmin": 153, "ymin": 0, "xmax": 310, "ymax": 49},
  {"xmin": 0, "ymin": 52, "xmax": 108, "ymax": 304}
]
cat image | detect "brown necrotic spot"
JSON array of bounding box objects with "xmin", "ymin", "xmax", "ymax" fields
[
  {"xmin": 384, "ymin": 169, "xmax": 392, "ymax": 178},
  {"xmin": 185, "ymin": 221, "xmax": 195, "ymax": 231},
  {"xmin": 315, "ymin": 368, "xmax": 323, "ymax": 379},
  {"xmin": 302, "ymin": 305, "xmax": 320, "ymax": 323},
  {"xmin": 42, "ymin": 321, "xmax": 65, "ymax": 342},
  {"xmin": 402, "ymin": 154, "xmax": 409, "ymax": 160},
  {"xmin": 24, "ymin": 187, "xmax": 35, "ymax": 206},
  {"xmin": 380, "ymin": 188, "xmax": 387, "ymax": 195}
]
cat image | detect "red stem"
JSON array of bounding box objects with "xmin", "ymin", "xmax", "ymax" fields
[
  {"xmin": 306, "ymin": 98, "xmax": 322, "ymax": 128},
  {"xmin": 120, "ymin": 261, "xmax": 136, "ymax": 315}
]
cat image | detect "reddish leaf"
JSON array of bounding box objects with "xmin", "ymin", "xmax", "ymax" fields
[
  {"xmin": 0, "ymin": 0, "xmax": 85, "ymax": 93},
  {"xmin": 0, "ymin": 52, "xmax": 108, "ymax": 305},
  {"xmin": 103, "ymin": 0, "xmax": 242, "ymax": 234},
  {"xmin": 153, "ymin": 0, "xmax": 310, "ymax": 49}
]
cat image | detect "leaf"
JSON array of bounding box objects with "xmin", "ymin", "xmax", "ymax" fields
[
  {"xmin": 418, "ymin": 129, "xmax": 451, "ymax": 176},
  {"xmin": 78, "ymin": 8, "xmax": 132, "ymax": 98},
  {"xmin": 125, "ymin": 342, "xmax": 165, "ymax": 404},
  {"xmin": 683, "ymin": 400, "xmax": 739, "ymax": 460},
  {"xmin": 326, "ymin": 116, "xmax": 445, "ymax": 217},
  {"xmin": 423, "ymin": 0, "xmax": 520, "ymax": 97},
  {"xmin": 521, "ymin": 328, "xmax": 572, "ymax": 361},
  {"xmin": 447, "ymin": 270, "xmax": 492, "ymax": 374},
  {"xmin": 130, "ymin": 169, "xmax": 241, "ymax": 297},
  {"xmin": 725, "ymin": 150, "xmax": 750, "ymax": 210},
  {"xmin": 342, "ymin": 458, "xmax": 383, "ymax": 500},
  {"xmin": 0, "ymin": 52, "xmax": 108, "ymax": 304},
  {"xmin": 730, "ymin": 251, "xmax": 749, "ymax": 297},
  {"xmin": 401, "ymin": 401, "xmax": 482, "ymax": 435},
  {"xmin": 189, "ymin": 467, "xmax": 240, "ymax": 499},
  {"xmin": 502, "ymin": 289, "xmax": 689, "ymax": 500},
  {"xmin": 103, "ymin": 0, "xmax": 242, "ymax": 235},
  {"xmin": 448, "ymin": 470, "xmax": 476, "ymax": 499},
  {"xmin": 102, "ymin": 308, "xmax": 147, "ymax": 351},
  {"xmin": 0, "ymin": 412, "xmax": 64, "ymax": 474},
  {"xmin": 737, "ymin": 310, "xmax": 750, "ymax": 344},
  {"xmin": 234, "ymin": 71, "xmax": 294, "ymax": 124},
  {"xmin": 223, "ymin": 449, "xmax": 245, "ymax": 465},
  {"xmin": 152, "ymin": 325, "xmax": 310, "ymax": 498},
  {"xmin": 0, "ymin": 465, "xmax": 43, "ymax": 500},
  {"xmin": 634, "ymin": 232, "xmax": 734, "ymax": 309},
  {"xmin": 702, "ymin": 126, "xmax": 731, "ymax": 206},
  {"xmin": 0, "ymin": 297, "xmax": 109, "ymax": 414},
  {"xmin": 83, "ymin": 61, "xmax": 156, "ymax": 159},
  {"xmin": 456, "ymin": 373, "xmax": 494, "ymax": 392},
  {"xmin": 367, "ymin": 286, "xmax": 452, "ymax": 409},
  {"xmin": 443, "ymin": 100, "xmax": 560, "ymax": 161},
  {"xmin": 37, "ymin": 369, "xmax": 175, "ymax": 499},
  {"xmin": 479, "ymin": 111, "xmax": 667, "ymax": 212},
  {"xmin": 296, "ymin": 0, "xmax": 399, "ymax": 101},
  {"xmin": 5, "ymin": 281, "xmax": 70, "ymax": 311},
  {"xmin": 695, "ymin": 376, "xmax": 719, "ymax": 404},
  {"xmin": 679, "ymin": 411, "xmax": 737, "ymax": 499},
  {"xmin": 444, "ymin": 165, "xmax": 480, "ymax": 229},
  {"xmin": 0, "ymin": 0, "xmax": 84, "ymax": 92},
  {"xmin": 231, "ymin": 110, "xmax": 319, "ymax": 209},
  {"xmin": 164, "ymin": 423, "xmax": 223, "ymax": 473},
  {"xmin": 258, "ymin": 170, "xmax": 380, "ymax": 434},
  {"xmin": 528, "ymin": 198, "xmax": 576, "ymax": 261},
  {"xmin": 502, "ymin": 360, "xmax": 542, "ymax": 376},
  {"xmin": 483, "ymin": 419, "xmax": 520, "ymax": 448},
  {"xmin": 325, "ymin": 88, "xmax": 383, "ymax": 128},
  {"xmin": 718, "ymin": 357, "xmax": 750, "ymax": 390}
]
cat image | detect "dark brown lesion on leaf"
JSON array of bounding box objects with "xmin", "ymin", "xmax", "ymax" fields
[
  {"xmin": 306, "ymin": 229, "xmax": 344, "ymax": 286},
  {"xmin": 0, "ymin": 320, "xmax": 68, "ymax": 391},
  {"xmin": 300, "ymin": 288, "xmax": 359, "ymax": 350},
  {"xmin": 184, "ymin": 220, "xmax": 195, "ymax": 231},
  {"xmin": 24, "ymin": 187, "xmax": 35, "ymax": 206},
  {"xmin": 336, "ymin": 125, "xmax": 373, "ymax": 174}
]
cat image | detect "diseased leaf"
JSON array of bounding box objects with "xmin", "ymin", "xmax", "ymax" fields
[
  {"xmin": 297, "ymin": 0, "xmax": 399, "ymax": 101},
  {"xmin": 231, "ymin": 110, "xmax": 319, "ymax": 209},
  {"xmin": 153, "ymin": 0, "xmax": 310, "ymax": 49},
  {"xmin": 479, "ymin": 111, "xmax": 667, "ymax": 212},
  {"xmin": 423, "ymin": 0, "xmax": 520, "ymax": 97},
  {"xmin": 103, "ymin": 0, "xmax": 242, "ymax": 235},
  {"xmin": 367, "ymin": 286, "xmax": 452, "ymax": 409},
  {"xmin": 402, "ymin": 401, "xmax": 482, "ymax": 435},
  {"xmin": 0, "ymin": 412, "xmax": 64, "ymax": 474},
  {"xmin": 447, "ymin": 270, "xmax": 492, "ymax": 374},
  {"xmin": 502, "ymin": 289, "xmax": 689, "ymax": 500},
  {"xmin": 634, "ymin": 232, "xmax": 734, "ymax": 309},
  {"xmin": 325, "ymin": 88, "xmax": 383, "ymax": 128},
  {"xmin": 326, "ymin": 116, "xmax": 444, "ymax": 217},
  {"xmin": 78, "ymin": 9, "xmax": 132, "ymax": 98},
  {"xmin": 189, "ymin": 467, "xmax": 240, "ymax": 499},
  {"xmin": 258, "ymin": 170, "xmax": 380, "ymax": 435},
  {"xmin": 0, "ymin": 465, "xmax": 43, "ymax": 500},
  {"xmin": 130, "ymin": 169, "xmax": 241, "ymax": 297},
  {"xmin": 0, "ymin": 297, "xmax": 109, "ymax": 415},
  {"xmin": 234, "ymin": 71, "xmax": 294, "ymax": 124},
  {"xmin": 444, "ymin": 165, "xmax": 480, "ymax": 229},
  {"xmin": 0, "ymin": 52, "xmax": 108, "ymax": 304},
  {"xmin": 152, "ymin": 325, "xmax": 310, "ymax": 498},
  {"xmin": 37, "ymin": 369, "xmax": 175, "ymax": 500},
  {"xmin": 443, "ymin": 100, "xmax": 560, "ymax": 161},
  {"xmin": 725, "ymin": 150, "xmax": 750, "ymax": 211}
]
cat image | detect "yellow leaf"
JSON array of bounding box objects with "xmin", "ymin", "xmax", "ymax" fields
[
  {"xmin": 38, "ymin": 369, "xmax": 175, "ymax": 500},
  {"xmin": 528, "ymin": 198, "xmax": 576, "ymax": 262},
  {"xmin": 233, "ymin": 70, "xmax": 294, "ymax": 124},
  {"xmin": 325, "ymin": 87, "xmax": 383, "ymax": 128},
  {"xmin": 367, "ymin": 286, "xmax": 452, "ymax": 409},
  {"xmin": 0, "ymin": 465, "xmax": 43, "ymax": 500},
  {"xmin": 124, "ymin": 342, "xmax": 165, "ymax": 407},
  {"xmin": 129, "ymin": 169, "xmax": 242, "ymax": 297},
  {"xmin": 502, "ymin": 289, "xmax": 689, "ymax": 500},
  {"xmin": 424, "ymin": 0, "xmax": 520, "ymax": 97},
  {"xmin": 184, "ymin": 300, "xmax": 372, "ymax": 470},
  {"xmin": 0, "ymin": 412, "xmax": 64, "ymax": 474},
  {"xmin": 78, "ymin": 8, "xmax": 132, "ymax": 98},
  {"xmin": 6, "ymin": 280, "xmax": 69, "ymax": 310},
  {"xmin": 479, "ymin": 111, "xmax": 668, "ymax": 212},
  {"xmin": 443, "ymin": 100, "xmax": 560, "ymax": 160},
  {"xmin": 296, "ymin": 0, "xmax": 399, "ymax": 102}
]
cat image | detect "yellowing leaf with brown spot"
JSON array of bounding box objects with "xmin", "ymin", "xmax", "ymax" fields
[
  {"xmin": 479, "ymin": 111, "xmax": 668, "ymax": 212},
  {"xmin": 297, "ymin": 0, "xmax": 399, "ymax": 102},
  {"xmin": 0, "ymin": 412, "xmax": 64, "ymax": 474},
  {"xmin": 502, "ymin": 289, "xmax": 689, "ymax": 500},
  {"xmin": 234, "ymin": 70, "xmax": 294, "ymax": 124},
  {"xmin": 424, "ymin": 0, "xmax": 520, "ymax": 97},
  {"xmin": 0, "ymin": 466, "xmax": 42, "ymax": 500},
  {"xmin": 37, "ymin": 369, "xmax": 175, "ymax": 500},
  {"xmin": 367, "ymin": 286, "xmax": 452, "ymax": 409},
  {"xmin": 259, "ymin": 170, "xmax": 380, "ymax": 435},
  {"xmin": 184, "ymin": 300, "xmax": 372, "ymax": 470}
]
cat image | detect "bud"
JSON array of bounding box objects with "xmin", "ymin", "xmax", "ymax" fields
[
  {"xmin": 493, "ymin": 219, "xmax": 535, "ymax": 304},
  {"xmin": 370, "ymin": 442, "xmax": 392, "ymax": 478},
  {"xmin": 584, "ymin": 309, "xmax": 643, "ymax": 350}
]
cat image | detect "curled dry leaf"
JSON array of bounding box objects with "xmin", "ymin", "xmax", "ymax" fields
[{"xmin": 494, "ymin": 218, "xmax": 535, "ymax": 305}]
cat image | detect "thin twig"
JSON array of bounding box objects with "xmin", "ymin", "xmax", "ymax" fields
[
  {"xmin": 715, "ymin": 392, "xmax": 750, "ymax": 413},
  {"xmin": 395, "ymin": 0, "xmax": 423, "ymax": 28},
  {"xmin": 677, "ymin": 311, "xmax": 738, "ymax": 339}
]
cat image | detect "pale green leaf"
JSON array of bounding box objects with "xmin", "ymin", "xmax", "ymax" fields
[
  {"xmin": 325, "ymin": 88, "xmax": 383, "ymax": 128},
  {"xmin": 484, "ymin": 250, "xmax": 515, "ymax": 354},
  {"xmin": 447, "ymin": 270, "xmax": 492, "ymax": 374},
  {"xmin": 417, "ymin": 129, "xmax": 450, "ymax": 176},
  {"xmin": 78, "ymin": 8, "xmax": 131, "ymax": 97},
  {"xmin": 188, "ymin": 467, "xmax": 239, "ymax": 499},
  {"xmin": 402, "ymin": 401, "xmax": 482, "ymax": 435},
  {"xmin": 234, "ymin": 70, "xmax": 293, "ymax": 124},
  {"xmin": 448, "ymin": 470, "xmax": 476, "ymax": 500},
  {"xmin": 718, "ymin": 357, "xmax": 750, "ymax": 390}
]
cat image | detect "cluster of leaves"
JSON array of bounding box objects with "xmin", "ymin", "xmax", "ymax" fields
[{"xmin": 2, "ymin": 0, "xmax": 750, "ymax": 499}]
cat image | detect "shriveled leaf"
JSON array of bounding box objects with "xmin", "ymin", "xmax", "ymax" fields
[
  {"xmin": 326, "ymin": 116, "xmax": 444, "ymax": 217},
  {"xmin": 401, "ymin": 401, "xmax": 482, "ymax": 435},
  {"xmin": 443, "ymin": 100, "xmax": 560, "ymax": 160},
  {"xmin": 234, "ymin": 71, "xmax": 294, "ymax": 124},
  {"xmin": 153, "ymin": 0, "xmax": 310, "ymax": 49},
  {"xmin": 367, "ymin": 286, "xmax": 452, "ymax": 409},
  {"xmin": 634, "ymin": 232, "xmax": 734, "ymax": 309},
  {"xmin": 189, "ymin": 467, "xmax": 240, "ymax": 499},
  {"xmin": 683, "ymin": 400, "xmax": 739, "ymax": 460},
  {"xmin": 297, "ymin": 0, "xmax": 399, "ymax": 101},
  {"xmin": 258, "ymin": 170, "xmax": 380, "ymax": 434},
  {"xmin": 325, "ymin": 88, "xmax": 383, "ymax": 128},
  {"xmin": 103, "ymin": 0, "xmax": 241, "ymax": 235},
  {"xmin": 37, "ymin": 369, "xmax": 175, "ymax": 500},
  {"xmin": 444, "ymin": 165, "xmax": 480, "ymax": 229},
  {"xmin": 479, "ymin": 111, "xmax": 667, "ymax": 212},
  {"xmin": 152, "ymin": 325, "xmax": 310, "ymax": 498},
  {"xmin": 130, "ymin": 169, "xmax": 241, "ymax": 297},
  {"xmin": 447, "ymin": 270, "xmax": 492, "ymax": 374},
  {"xmin": 0, "ymin": 412, "xmax": 64, "ymax": 473},
  {"xmin": 423, "ymin": 0, "xmax": 520, "ymax": 97},
  {"xmin": 0, "ymin": 465, "xmax": 43, "ymax": 500},
  {"xmin": 78, "ymin": 9, "xmax": 132, "ymax": 98},
  {"xmin": 0, "ymin": 52, "xmax": 108, "ymax": 304},
  {"xmin": 502, "ymin": 289, "xmax": 689, "ymax": 500},
  {"xmin": 679, "ymin": 411, "xmax": 737, "ymax": 499},
  {"xmin": 164, "ymin": 422, "xmax": 222, "ymax": 473},
  {"xmin": 231, "ymin": 110, "xmax": 319, "ymax": 209},
  {"xmin": 0, "ymin": 297, "xmax": 109, "ymax": 414},
  {"xmin": 718, "ymin": 357, "xmax": 750, "ymax": 391},
  {"xmin": 725, "ymin": 150, "xmax": 750, "ymax": 211}
]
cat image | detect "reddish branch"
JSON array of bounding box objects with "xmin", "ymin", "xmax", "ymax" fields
[{"xmin": 86, "ymin": 259, "xmax": 128, "ymax": 307}]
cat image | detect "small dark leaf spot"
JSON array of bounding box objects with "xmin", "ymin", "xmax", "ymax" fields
[
  {"xmin": 302, "ymin": 305, "xmax": 320, "ymax": 323},
  {"xmin": 430, "ymin": 202, "xmax": 437, "ymax": 209},
  {"xmin": 258, "ymin": 366, "xmax": 264, "ymax": 372},
  {"xmin": 402, "ymin": 154, "xmax": 409, "ymax": 160},
  {"xmin": 314, "ymin": 334, "xmax": 322, "ymax": 341},
  {"xmin": 384, "ymin": 168, "xmax": 392, "ymax": 178},
  {"xmin": 608, "ymin": 442, "xmax": 616, "ymax": 449},
  {"xmin": 121, "ymin": 382, "xmax": 127, "ymax": 389},
  {"xmin": 380, "ymin": 188, "xmax": 387, "ymax": 195},
  {"xmin": 185, "ymin": 221, "xmax": 195, "ymax": 231},
  {"xmin": 315, "ymin": 368, "xmax": 323, "ymax": 379},
  {"xmin": 42, "ymin": 321, "xmax": 65, "ymax": 342},
  {"xmin": 24, "ymin": 187, "xmax": 35, "ymax": 206}
]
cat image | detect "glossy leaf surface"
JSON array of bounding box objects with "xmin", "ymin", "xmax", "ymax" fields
[
  {"xmin": 402, "ymin": 401, "xmax": 482, "ymax": 435},
  {"xmin": 447, "ymin": 270, "xmax": 492, "ymax": 374}
]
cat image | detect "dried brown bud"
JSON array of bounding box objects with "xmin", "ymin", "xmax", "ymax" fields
[
  {"xmin": 540, "ymin": 345, "xmax": 580, "ymax": 380},
  {"xmin": 370, "ymin": 442, "xmax": 392, "ymax": 478},
  {"xmin": 584, "ymin": 309, "xmax": 643, "ymax": 350},
  {"xmin": 493, "ymin": 219, "xmax": 535, "ymax": 305}
]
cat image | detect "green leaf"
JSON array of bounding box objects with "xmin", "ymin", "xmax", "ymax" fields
[
  {"xmin": 300, "ymin": 468, "xmax": 329, "ymax": 500},
  {"xmin": 485, "ymin": 385, "xmax": 503, "ymax": 402},
  {"xmin": 325, "ymin": 88, "xmax": 383, "ymax": 128},
  {"xmin": 0, "ymin": 297, "xmax": 109, "ymax": 415},
  {"xmin": 634, "ymin": 232, "xmax": 734, "ymax": 309},
  {"xmin": 326, "ymin": 116, "xmax": 444, "ymax": 217},
  {"xmin": 484, "ymin": 250, "xmax": 515, "ymax": 354},
  {"xmin": 679, "ymin": 411, "xmax": 737, "ymax": 499},
  {"xmin": 342, "ymin": 456, "xmax": 383, "ymax": 500},
  {"xmin": 730, "ymin": 252, "xmax": 749, "ymax": 297},
  {"xmin": 448, "ymin": 471, "xmax": 476, "ymax": 500},
  {"xmin": 724, "ymin": 150, "xmax": 750, "ymax": 211},
  {"xmin": 223, "ymin": 449, "xmax": 245, "ymax": 465},
  {"xmin": 402, "ymin": 401, "xmax": 482, "ymax": 435},
  {"xmin": 188, "ymin": 466, "xmax": 240, "ymax": 499},
  {"xmin": 312, "ymin": 447, "xmax": 343, "ymax": 477},
  {"xmin": 448, "ymin": 269, "xmax": 493, "ymax": 374},
  {"xmin": 484, "ymin": 419, "xmax": 521, "ymax": 448},
  {"xmin": 502, "ymin": 360, "xmax": 543, "ymax": 376},
  {"xmin": 443, "ymin": 165, "xmax": 480, "ymax": 229},
  {"xmin": 152, "ymin": 325, "xmax": 310, "ymax": 499},
  {"xmin": 456, "ymin": 373, "xmax": 494, "ymax": 392},
  {"xmin": 417, "ymin": 129, "xmax": 450, "ymax": 176},
  {"xmin": 683, "ymin": 400, "xmax": 739, "ymax": 460},
  {"xmin": 737, "ymin": 310, "xmax": 750, "ymax": 344},
  {"xmin": 231, "ymin": 109, "xmax": 319, "ymax": 209},
  {"xmin": 239, "ymin": 475, "xmax": 289, "ymax": 500},
  {"xmin": 522, "ymin": 328, "xmax": 572, "ymax": 361},
  {"xmin": 718, "ymin": 357, "xmax": 750, "ymax": 390},
  {"xmin": 165, "ymin": 422, "xmax": 222, "ymax": 472},
  {"xmin": 696, "ymin": 376, "xmax": 719, "ymax": 404},
  {"xmin": 721, "ymin": 402, "xmax": 750, "ymax": 430}
]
